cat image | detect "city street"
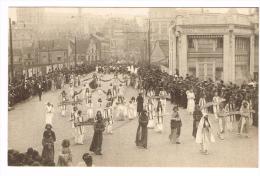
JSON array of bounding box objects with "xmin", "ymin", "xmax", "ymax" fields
[{"xmin": 8, "ymin": 73, "xmax": 258, "ymax": 167}]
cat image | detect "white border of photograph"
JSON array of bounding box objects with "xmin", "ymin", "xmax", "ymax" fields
[{"xmin": 0, "ymin": 0, "xmax": 259, "ymax": 176}]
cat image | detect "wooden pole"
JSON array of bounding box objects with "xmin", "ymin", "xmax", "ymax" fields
[
  {"xmin": 148, "ymin": 19, "xmax": 151, "ymax": 66},
  {"xmin": 9, "ymin": 18, "xmax": 14, "ymax": 81},
  {"xmin": 74, "ymin": 36, "xmax": 77, "ymax": 67}
]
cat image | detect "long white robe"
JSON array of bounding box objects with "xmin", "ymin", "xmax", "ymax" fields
[
  {"xmin": 196, "ymin": 116, "xmax": 215, "ymax": 151},
  {"xmin": 128, "ymin": 102, "xmax": 136, "ymax": 120},
  {"xmin": 74, "ymin": 114, "xmax": 84, "ymax": 144},
  {"xmin": 147, "ymin": 103, "xmax": 155, "ymax": 128},
  {"xmin": 45, "ymin": 105, "xmax": 54, "ymax": 125},
  {"xmin": 187, "ymin": 91, "xmax": 195, "ymax": 114}
]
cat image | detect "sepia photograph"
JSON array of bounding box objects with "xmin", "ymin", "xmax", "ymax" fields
[{"xmin": 6, "ymin": 5, "xmax": 259, "ymax": 169}]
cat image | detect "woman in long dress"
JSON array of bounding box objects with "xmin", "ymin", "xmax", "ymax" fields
[
  {"xmin": 192, "ymin": 105, "xmax": 203, "ymax": 138},
  {"xmin": 159, "ymin": 89, "xmax": 167, "ymax": 114},
  {"xmin": 198, "ymin": 93, "xmax": 207, "ymax": 115},
  {"xmin": 74, "ymin": 110, "xmax": 84, "ymax": 145},
  {"xmin": 45, "ymin": 102, "xmax": 54, "ymax": 125},
  {"xmin": 42, "ymin": 124, "xmax": 56, "ymax": 165},
  {"xmin": 89, "ymin": 111, "xmax": 105, "ymax": 155},
  {"xmin": 186, "ymin": 89, "xmax": 195, "ymax": 115},
  {"xmin": 196, "ymin": 114, "xmax": 215, "ymax": 155},
  {"xmin": 104, "ymin": 102, "xmax": 113, "ymax": 134},
  {"xmin": 238, "ymin": 101, "xmax": 251, "ymax": 137},
  {"xmin": 135, "ymin": 110, "xmax": 149, "ymax": 149},
  {"xmin": 60, "ymin": 91, "xmax": 67, "ymax": 117},
  {"xmin": 84, "ymin": 88, "xmax": 90, "ymax": 105},
  {"xmin": 169, "ymin": 106, "xmax": 182, "ymax": 144},
  {"xmin": 147, "ymin": 98, "xmax": 155, "ymax": 129},
  {"xmin": 155, "ymin": 99, "xmax": 163, "ymax": 133},
  {"xmin": 128, "ymin": 99, "xmax": 136, "ymax": 120},
  {"xmin": 86, "ymin": 100, "xmax": 94, "ymax": 120},
  {"xmin": 213, "ymin": 92, "xmax": 220, "ymax": 120},
  {"xmin": 225, "ymin": 99, "xmax": 235, "ymax": 132}
]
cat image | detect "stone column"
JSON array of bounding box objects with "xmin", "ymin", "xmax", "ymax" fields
[
  {"xmin": 223, "ymin": 28, "xmax": 236, "ymax": 83},
  {"xmin": 179, "ymin": 34, "xmax": 187, "ymax": 77},
  {"xmin": 168, "ymin": 26, "xmax": 176, "ymax": 75},
  {"xmin": 250, "ymin": 34, "xmax": 255, "ymax": 76}
]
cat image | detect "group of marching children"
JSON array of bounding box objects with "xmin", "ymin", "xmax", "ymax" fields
[
  {"xmin": 192, "ymin": 91, "xmax": 253, "ymax": 155},
  {"xmin": 140, "ymin": 88, "xmax": 169, "ymax": 134}
]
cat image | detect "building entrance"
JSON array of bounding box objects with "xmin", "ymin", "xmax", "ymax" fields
[{"xmin": 196, "ymin": 61, "xmax": 215, "ymax": 81}]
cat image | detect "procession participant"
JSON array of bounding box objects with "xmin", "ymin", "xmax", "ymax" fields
[
  {"xmin": 106, "ymin": 89, "xmax": 112, "ymax": 101},
  {"xmin": 198, "ymin": 93, "xmax": 207, "ymax": 115},
  {"xmin": 213, "ymin": 92, "xmax": 220, "ymax": 120},
  {"xmin": 104, "ymin": 102, "xmax": 113, "ymax": 134},
  {"xmin": 60, "ymin": 90, "xmax": 67, "ymax": 117},
  {"xmin": 159, "ymin": 88, "xmax": 167, "ymax": 115},
  {"xmin": 118, "ymin": 84, "xmax": 124, "ymax": 103},
  {"xmin": 70, "ymin": 106, "xmax": 78, "ymax": 128},
  {"xmin": 135, "ymin": 110, "xmax": 149, "ymax": 149},
  {"xmin": 83, "ymin": 87, "xmax": 90, "ymax": 105},
  {"xmin": 192, "ymin": 104, "xmax": 203, "ymax": 138},
  {"xmin": 147, "ymin": 98, "xmax": 155, "ymax": 129},
  {"xmin": 41, "ymin": 124, "xmax": 56, "ymax": 165},
  {"xmin": 86, "ymin": 100, "xmax": 94, "ymax": 120},
  {"xmin": 57, "ymin": 139, "xmax": 72, "ymax": 166},
  {"xmin": 69, "ymin": 84, "xmax": 74, "ymax": 100},
  {"xmin": 45, "ymin": 102, "xmax": 54, "ymax": 126},
  {"xmin": 186, "ymin": 88, "xmax": 195, "ymax": 115},
  {"xmin": 89, "ymin": 111, "xmax": 105, "ymax": 155},
  {"xmin": 136, "ymin": 93, "xmax": 144, "ymax": 116},
  {"xmin": 238, "ymin": 101, "xmax": 251, "ymax": 137},
  {"xmin": 37, "ymin": 82, "xmax": 43, "ymax": 101},
  {"xmin": 155, "ymin": 99, "xmax": 163, "ymax": 133},
  {"xmin": 112, "ymin": 85, "xmax": 118, "ymax": 98},
  {"xmin": 225, "ymin": 99, "xmax": 235, "ymax": 132},
  {"xmin": 114, "ymin": 98, "xmax": 126, "ymax": 121},
  {"xmin": 196, "ymin": 114, "xmax": 215, "ymax": 155},
  {"xmin": 169, "ymin": 106, "xmax": 182, "ymax": 144},
  {"xmin": 217, "ymin": 103, "xmax": 226, "ymax": 140},
  {"xmin": 74, "ymin": 110, "xmax": 84, "ymax": 145}
]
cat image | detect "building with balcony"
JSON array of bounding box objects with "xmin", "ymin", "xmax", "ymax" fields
[{"xmin": 168, "ymin": 8, "xmax": 259, "ymax": 84}]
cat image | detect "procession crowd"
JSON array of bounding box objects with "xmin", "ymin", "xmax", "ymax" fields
[
  {"xmin": 8, "ymin": 64, "xmax": 258, "ymax": 166},
  {"xmin": 8, "ymin": 64, "xmax": 96, "ymax": 107}
]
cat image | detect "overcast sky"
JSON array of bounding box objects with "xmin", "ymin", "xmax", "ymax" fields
[{"xmin": 9, "ymin": 8, "xmax": 253, "ymax": 21}]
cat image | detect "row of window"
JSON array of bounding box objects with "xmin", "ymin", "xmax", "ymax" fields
[{"xmin": 188, "ymin": 38, "xmax": 223, "ymax": 49}]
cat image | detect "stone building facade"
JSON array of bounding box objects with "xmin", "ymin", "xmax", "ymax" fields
[{"xmin": 168, "ymin": 9, "xmax": 259, "ymax": 84}]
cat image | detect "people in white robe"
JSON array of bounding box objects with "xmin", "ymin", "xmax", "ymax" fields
[
  {"xmin": 196, "ymin": 114, "xmax": 215, "ymax": 155},
  {"xmin": 225, "ymin": 99, "xmax": 235, "ymax": 132},
  {"xmin": 155, "ymin": 99, "xmax": 163, "ymax": 133},
  {"xmin": 86, "ymin": 100, "xmax": 94, "ymax": 121},
  {"xmin": 147, "ymin": 98, "xmax": 155, "ymax": 129},
  {"xmin": 84, "ymin": 88, "xmax": 91, "ymax": 105},
  {"xmin": 70, "ymin": 106, "xmax": 78, "ymax": 127},
  {"xmin": 104, "ymin": 102, "xmax": 113, "ymax": 134},
  {"xmin": 45, "ymin": 102, "xmax": 54, "ymax": 125},
  {"xmin": 213, "ymin": 92, "xmax": 220, "ymax": 120},
  {"xmin": 74, "ymin": 110, "xmax": 84, "ymax": 144},
  {"xmin": 118, "ymin": 85, "xmax": 124, "ymax": 103},
  {"xmin": 198, "ymin": 93, "xmax": 207, "ymax": 115},
  {"xmin": 69, "ymin": 85, "xmax": 74, "ymax": 100},
  {"xmin": 60, "ymin": 90, "xmax": 67, "ymax": 117},
  {"xmin": 159, "ymin": 89, "xmax": 167, "ymax": 115},
  {"xmin": 186, "ymin": 88, "xmax": 195, "ymax": 115},
  {"xmin": 238, "ymin": 101, "xmax": 251, "ymax": 137},
  {"xmin": 216, "ymin": 103, "xmax": 226, "ymax": 140},
  {"xmin": 128, "ymin": 98, "xmax": 137, "ymax": 120}
]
